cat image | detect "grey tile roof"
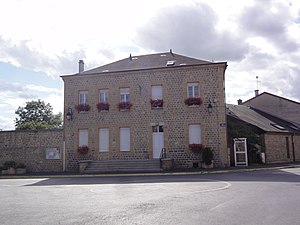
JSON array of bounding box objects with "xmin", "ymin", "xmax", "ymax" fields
[
  {"xmin": 80, "ymin": 51, "xmax": 215, "ymax": 75},
  {"xmin": 226, "ymin": 104, "xmax": 290, "ymax": 132}
]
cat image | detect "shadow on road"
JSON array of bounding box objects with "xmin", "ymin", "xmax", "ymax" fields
[{"xmin": 26, "ymin": 168, "xmax": 300, "ymax": 186}]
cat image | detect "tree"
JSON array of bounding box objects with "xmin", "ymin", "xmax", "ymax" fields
[{"xmin": 15, "ymin": 99, "xmax": 63, "ymax": 130}]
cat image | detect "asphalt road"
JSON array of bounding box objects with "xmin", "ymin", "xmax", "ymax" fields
[{"xmin": 1, "ymin": 167, "xmax": 300, "ymax": 225}]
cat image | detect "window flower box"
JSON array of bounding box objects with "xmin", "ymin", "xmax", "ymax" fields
[
  {"xmin": 150, "ymin": 99, "xmax": 163, "ymax": 108},
  {"xmin": 97, "ymin": 102, "xmax": 109, "ymax": 111},
  {"xmin": 75, "ymin": 104, "xmax": 90, "ymax": 112},
  {"xmin": 78, "ymin": 145, "xmax": 89, "ymax": 154},
  {"xmin": 185, "ymin": 97, "xmax": 203, "ymax": 106},
  {"xmin": 118, "ymin": 102, "xmax": 132, "ymax": 111},
  {"xmin": 189, "ymin": 144, "xmax": 203, "ymax": 153}
]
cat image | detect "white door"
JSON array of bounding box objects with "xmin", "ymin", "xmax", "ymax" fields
[
  {"xmin": 234, "ymin": 138, "xmax": 248, "ymax": 166},
  {"xmin": 152, "ymin": 125, "xmax": 164, "ymax": 158}
]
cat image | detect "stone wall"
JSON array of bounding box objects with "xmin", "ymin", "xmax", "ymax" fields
[
  {"xmin": 264, "ymin": 133, "xmax": 300, "ymax": 163},
  {"xmin": 0, "ymin": 129, "xmax": 64, "ymax": 173},
  {"xmin": 62, "ymin": 63, "xmax": 228, "ymax": 171}
]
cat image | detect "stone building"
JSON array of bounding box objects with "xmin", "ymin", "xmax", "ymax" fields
[
  {"xmin": 227, "ymin": 104, "xmax": 300, "ymax": 165},
  {"xmin": 61, "ymin": 51, "xmax": 228, "ymax": 172},
  {"xmin": 240, "ymin": 92, "xmax": 300, "ymax": 124}
]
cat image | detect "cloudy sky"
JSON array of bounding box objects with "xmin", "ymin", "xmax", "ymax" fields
[{"xmin": 1, "ymin": 0, "xmax": 300, "ymax": 130}]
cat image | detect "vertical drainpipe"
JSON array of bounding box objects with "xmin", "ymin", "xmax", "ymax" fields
[{"xmin": 63, "ymin": 141, "xmax": 66, "ymax": 172}]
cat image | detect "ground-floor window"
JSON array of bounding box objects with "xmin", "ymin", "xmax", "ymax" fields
[
  {"xmin": 120, "ymin": 128, "xmax": 130, "ymax": 151},
  {"xmin": 189, "ymin": 124, "xmax": 201, "ymax": 144},
  {"xmin": 79, "ymin": 129, "xmax": 88, "ymax": 147},
  {"xmin": 99, "ymin": 128, "xmax": 109, "ymax": 152}
]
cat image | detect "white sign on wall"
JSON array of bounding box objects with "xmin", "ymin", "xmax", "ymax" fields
[{"xmin": 46, "ymin": 148, "xmax": 61, "ymax": 159}]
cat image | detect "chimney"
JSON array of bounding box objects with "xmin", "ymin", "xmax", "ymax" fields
[
  {"xmin": 237, "ymin": 99, "xmax": 242, "ymax": 105},
  {"xmin": 254, "ymin": 89, "xmax": 259, "ymax": 97},
  {"xmin": 78, "ymin": 60, "xmax": 84, "ymax": 73}
]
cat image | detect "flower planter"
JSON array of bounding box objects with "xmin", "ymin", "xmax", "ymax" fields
[
  {"xmin": 7, "ymin": 168, "xmax": 16, "ymax": 175},
  {"xmin": 1, "ymin": 169, "xmax": 8, "ymax": 175},
  {"xmin": 75, "ymin": 104, "xmax": 91, "ymax": 112},
  {"xmin": 202, "ymin": 160, "xmax": 214, "ymax": 169},
  {"xmin": 118, "ymin": 102, "xmax": 132, "ymax": 111},
  {"xmin": 150, "ymin": 99, "xmax": 163, "ymax": 108},
  {"xmin": 78, "ymin": 146, "xmax": 89, "ymax": 154},
  {"xmin": 185, "ymin": 97, "xmax": 203, "ymax": 106},
  {"xmin": 16, "ymin": 168, "xmax": 27, "ymax": 174},
  {"xmin": 97, "ymin": 102, "xmax": 109, "ymax": 111},
  {"xmin": 189, "ymin": 144, "xmax": 203, "ymax": 153}
]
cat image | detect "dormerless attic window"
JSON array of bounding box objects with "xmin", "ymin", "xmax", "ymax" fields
[{"xmin": 166, "ymin": 61, "xmax": 175, "ymax": 66}]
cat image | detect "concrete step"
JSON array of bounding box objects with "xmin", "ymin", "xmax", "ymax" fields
[{"xmin": 84, "ymin": 159, "xmax": 161, "ymax": 174}]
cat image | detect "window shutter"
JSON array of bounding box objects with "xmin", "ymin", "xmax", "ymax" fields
[
  {"xmin": 189, "ymin": 125, "xmax": 201, "ymax": 144},
  {"xmin": 79, "ymin": 129, "xmax": 88, "ymax": 146},
  {"xmin": 99, "ymin": 128, "xmax": 109, "ymax": 152},
  {"xmin": 152, "ymin": 85, "xmax": 163, "ymax": 99},
  {"xmin": 120, "ymin": 128, "xmax": 130, "ymax": 151}
]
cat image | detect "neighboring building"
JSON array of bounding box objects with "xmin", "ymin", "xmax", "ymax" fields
[
  {"xmin": 61, "ymin": 51, "xmax": 228, "ymax": 172},
  {"xmin": 241, "ymin": 92, "xmax": 300, "ymax": 124},
  {"xmin": 227, "ymin": 104, "xmax": 300, "ymax": 165}
]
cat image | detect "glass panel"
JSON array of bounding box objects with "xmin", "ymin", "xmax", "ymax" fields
[
  {"xmin": 152, "ymin": 126, "xmax": 158, "ymax": 133},
  {"xmin": 188, "ymin": 86, "xmax": 193, "ymax": 97},
  {"xmin": 159, "ymin": 126, "xmax": 164, "ymax": 133},
  {"xmin": 100, "ymin": 90, "xmax": 108, "ymax": 103},
  {"xmin": 194, "ymin": 85, "xmax": 199, "ymax": 97},
  {"xmin": 79, "ymin": 91, "xmax": 88, "ymax": 104}
]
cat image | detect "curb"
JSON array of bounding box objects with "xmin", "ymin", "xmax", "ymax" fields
[{"xmin": 1, "ymin": 164, "xmax": 299, "ymax": 179}]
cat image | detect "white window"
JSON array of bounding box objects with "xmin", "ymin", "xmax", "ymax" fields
[
  {"xmin": 99, "ymin": 128, "xmax": 109, "ymax": 152},
  {"xmin": 187, "ymin": 83, "xmax": 199, "ymax": 98},
  {"xmin": 79, "ymin": 129, "xmax": 88, "ymax": 146},
  {"xmin": 151, "ymin": 85, "xmax": 163, "ymax": 100},
  {"xmin": 120, "ymin": 88, "xmax": 130, "ymax": 102},
  {"xmin": 99, "ymin": 89, "xmax": 108, "ymax": 103},
  {"xmin": 189, "ymin": 124, "xmax": 201, "ymax": 144},
  {"xmin": 120, "ymin": 128, "xmax": 130, "ymax": 151},
  {"xmin": 79, "ymin": 91, "xmax": 88, "ymax": 104}
]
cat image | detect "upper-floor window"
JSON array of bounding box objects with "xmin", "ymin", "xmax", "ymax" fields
[
  {"xmin": 76, "ymin": 91, "xmax": 90, "ymax": 112},
  {"xmin": 185, "ymin": 83, "xmax": 202, "ymax": 106},
  {"xmin": 187, "ymin": 83, "xmax": 199, "ymax": 98},
  {"xmin": 151, "ymin": 85, "xmax": 163, "ymax": 108},
  {"xmin": 188, "ymin": 124, "xmax": 203, "ymax": 152},
  {"xmin": 120, "ymin": 88, "xmax": 130, "ymax": 102},
  {"xmin": 97, "ymin": 89, "xmax": 109, "ymax": 111},
  {"xmin": 79, "ymin": 91, "xmax": 88, "ymax": 104},
  {"xmin": 119, "ymin": 88, "xmax": 132, "ymax": 111},
  {"xmin": 99, "ymin": 89, "xmax": 108, "ymax": 103}
]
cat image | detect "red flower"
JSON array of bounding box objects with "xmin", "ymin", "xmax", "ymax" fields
[
  {"xmin": 78, "ymin": 145, "xmax": 89, "ymax": 154},
  {"xmin": 75, "ymin": 104, "xmax": 90, "ymax": 112},
  {"xmin": 150, "ymin": 99, "xmax": 163, "ymax": 108},
  {"xmin": 97, "ymin": 102, "xmax": 109, "ymax": 111},
  {"xmin": 185, "ymin": 97, "xmax": 203, "ymax": 106},
  {"xmin": 118, "ymin": 102, "xmax": 132, "ymax": 111},
  {"xmin": 189, "ymin": 144, "xmax": 203, "ymax": 153}
]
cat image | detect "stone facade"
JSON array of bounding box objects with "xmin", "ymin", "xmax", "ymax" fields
[
  {"xmin": 0, "ymin": 129, "xmax": 63, "ymax": 173},
  {"xmin": 264, "ymin": 133, "xmax": 300, "ymax": 163},
  {"xmin": 62, "ymin": 60, "xmax": 228, "ymax": 172}
]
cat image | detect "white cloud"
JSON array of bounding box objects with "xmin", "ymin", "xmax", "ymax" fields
[{"xmin": 1, "ymin": 0, "xmax": 300, "ymax": 130}]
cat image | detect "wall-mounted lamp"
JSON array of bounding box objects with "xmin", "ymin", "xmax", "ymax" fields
[
  {"xmin": 208, "ymin": 103, "xmax": 213, "ymax": 113},
  {"xmin": 66, "ymin": 107, "xmax": 73, "ymax": 121}
]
